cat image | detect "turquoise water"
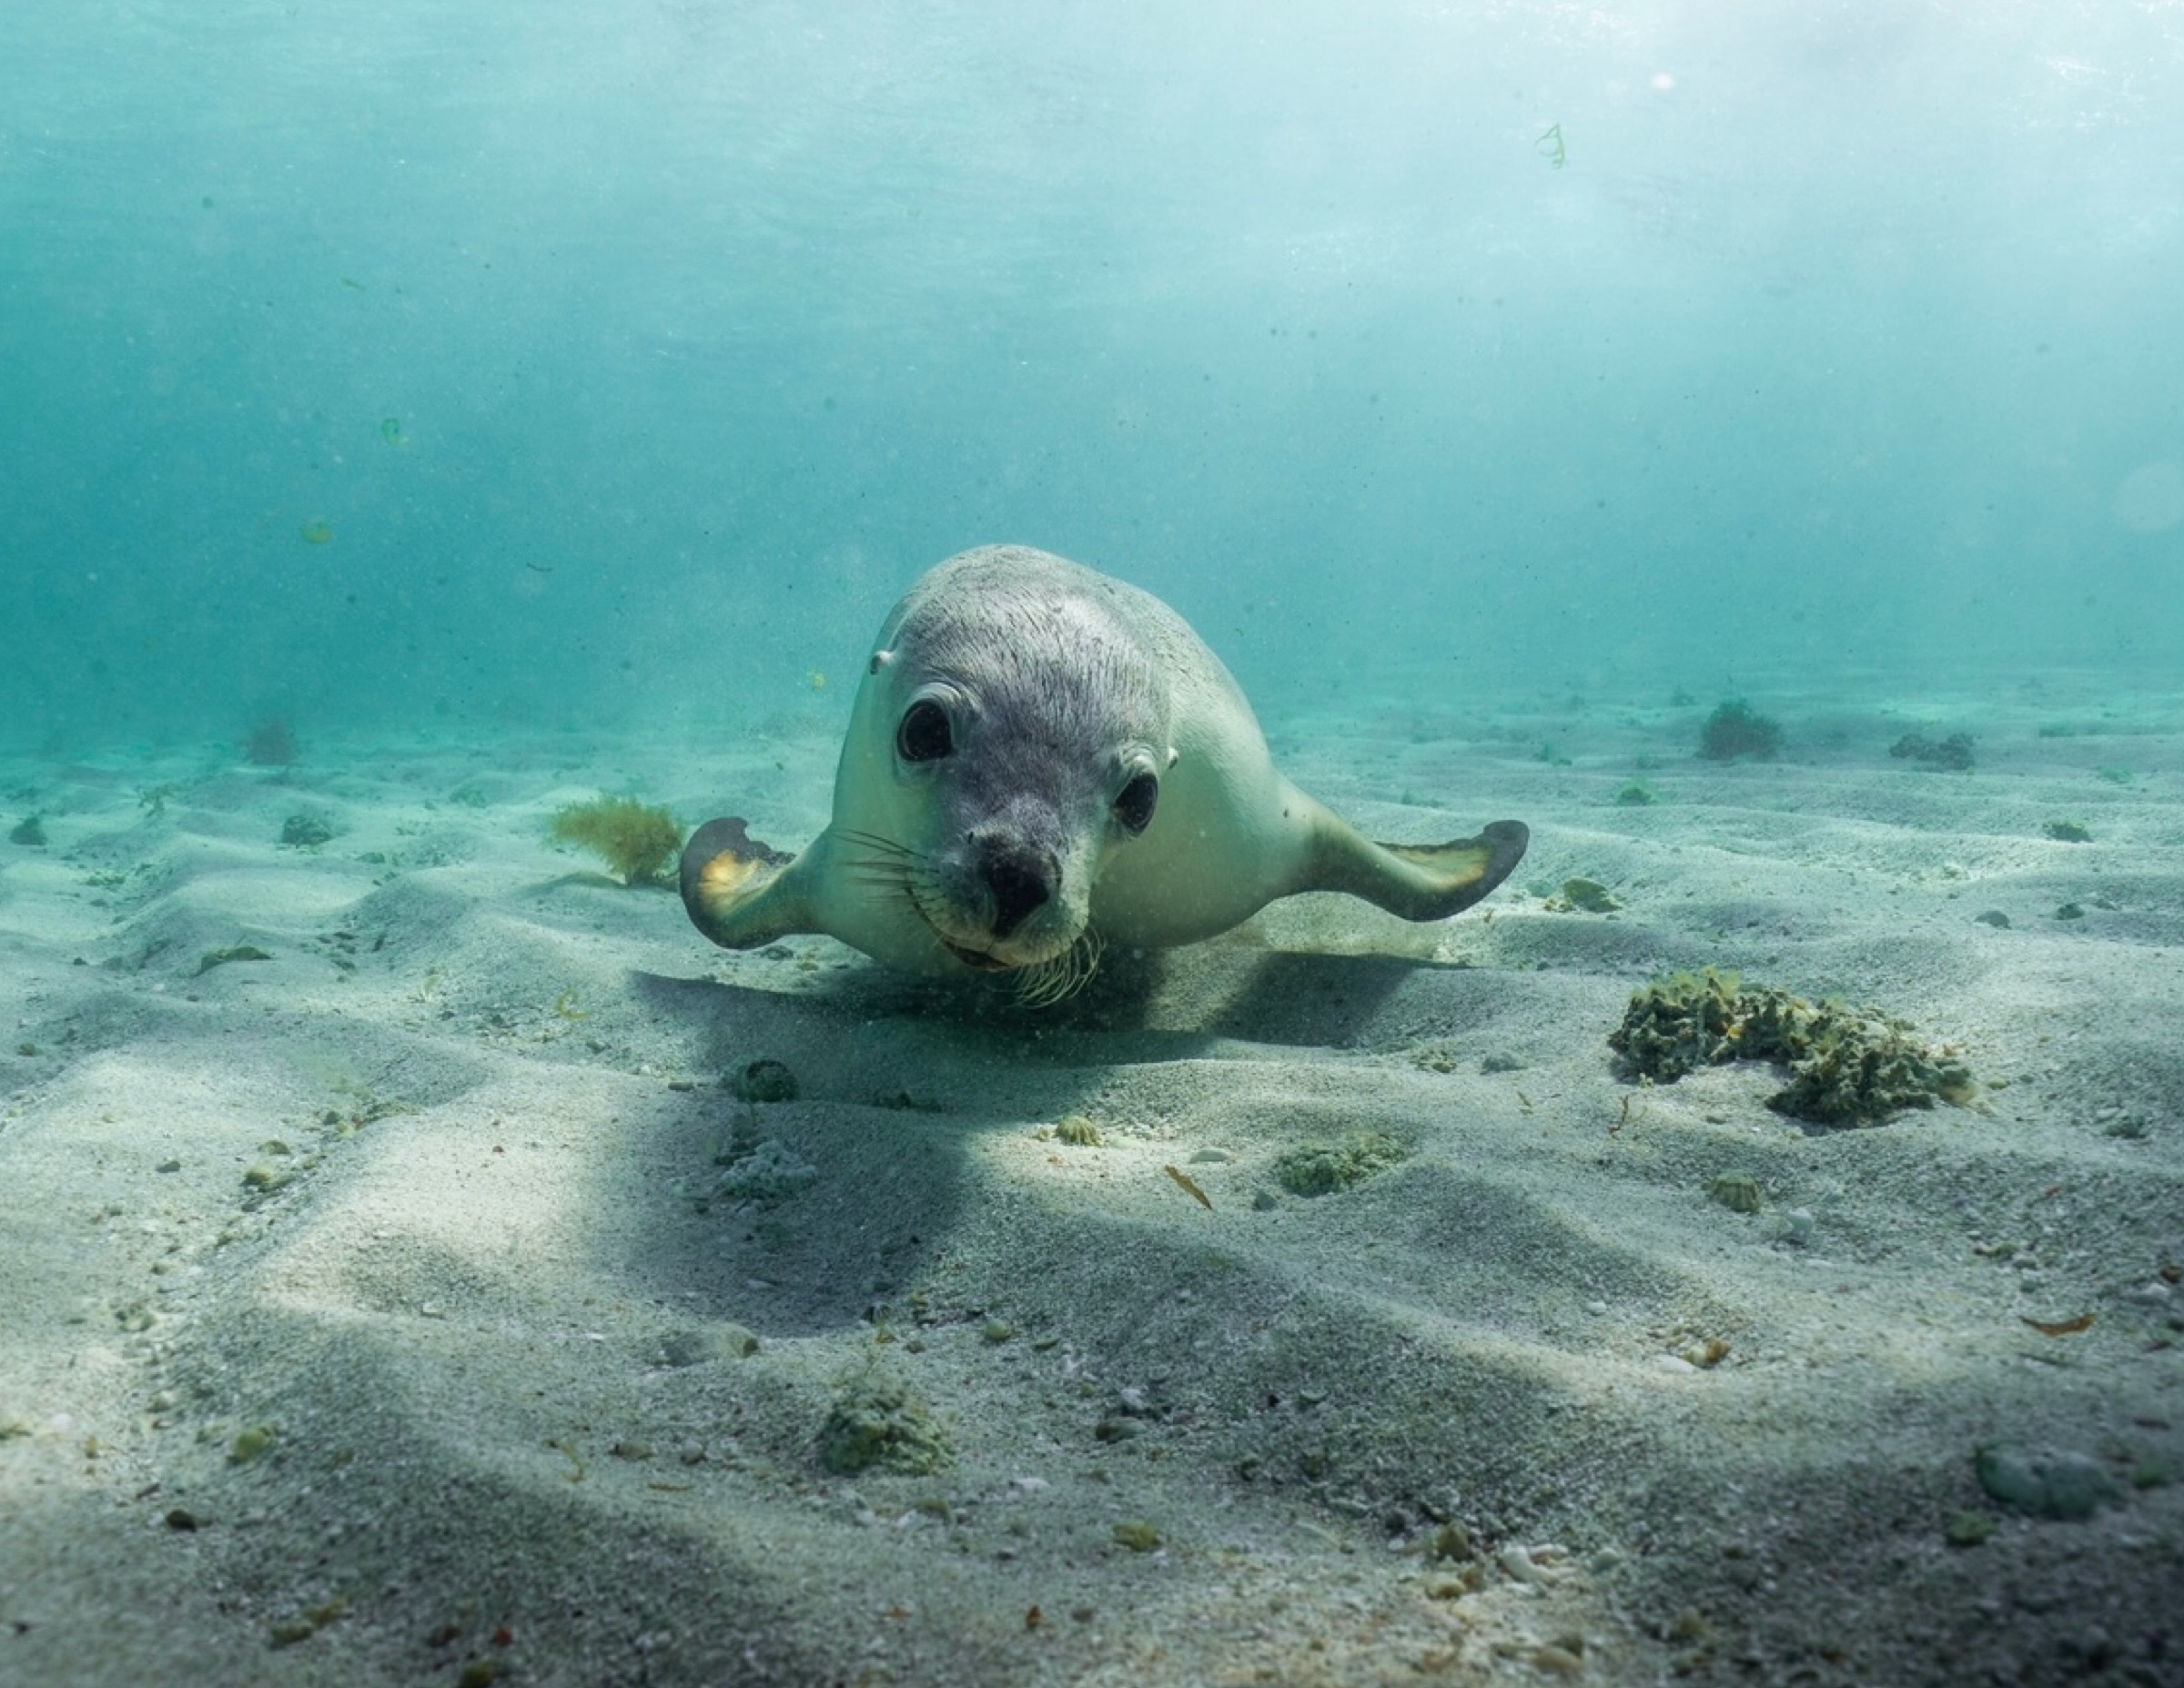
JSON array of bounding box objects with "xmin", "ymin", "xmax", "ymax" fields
[{"xmin": 5, "ymin": 1, "xmax": 2180, "ymax": 752}]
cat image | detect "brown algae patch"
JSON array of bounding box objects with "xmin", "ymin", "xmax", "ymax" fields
[
  {"xmin": 1610, "ymin": 968, "xmax": 1975, "ymax": 1126},
  {"xmin": 547, "ymin": 795, "xmax": 683, "ymax": 884}
]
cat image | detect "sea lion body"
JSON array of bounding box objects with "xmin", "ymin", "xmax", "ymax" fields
[{"xmin": 682, "ymin": 547, "xmax": 1525, "ymax": 996}]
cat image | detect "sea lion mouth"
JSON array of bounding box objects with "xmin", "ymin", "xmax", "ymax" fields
[{"xmin": 941, "ymin": 939, "xmax": 1013, "ymax": 974}]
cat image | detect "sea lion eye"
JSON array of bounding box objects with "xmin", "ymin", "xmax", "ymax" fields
[
  {"xmin": 1114, "ymin": 772, "xmax": 1158, "ymax": 834},
  {"xmin": 896, "ymin": 699, "xmax": 954, "ymax": 763}
]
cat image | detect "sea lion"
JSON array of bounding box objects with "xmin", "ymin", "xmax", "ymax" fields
[{"xmin": 682, "ymin": 546, "xmax": 1526, "ymax": 1001}]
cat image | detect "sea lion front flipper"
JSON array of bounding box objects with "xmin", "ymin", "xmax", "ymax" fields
[
  {"xmin": 680, "ymin": 816, "xmax": 815, "ymax": 949},
  {"xmin": 1301, "ymin": 813, "xmax": 1529, "ymax": 922}
]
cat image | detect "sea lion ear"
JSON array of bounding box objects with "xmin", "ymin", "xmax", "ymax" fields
[
  {"xmin": 1166, "ymin": 747, "xmax": 1180, "ymax": 768},
  {"xmin": 869, "ymin": 649, "xmax": 895, "ymax": 675}
]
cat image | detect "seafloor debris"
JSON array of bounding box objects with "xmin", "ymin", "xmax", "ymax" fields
[
  {"xmin": 279, "ymin": 814, "xmax": 334, "ymax": 848},
  {"xmin": 817, "ymin": 1379, "xmax": 953, "ymax": 1475},
  {"xmin": 1163, "ymin": 1164, "xmax": 1213, "ymax": 1208},
  {"xmin": 1609, "ymin": 968, "xmax": 1975, "ymax": 1126},
  {"xmin": 732, "ymin": 1058, "xmax": 799, "ymax": 1103},
  {"xmin": 1706, "ymin": 1171, "xmax": 1763, "ymax": 1213},
  {"xmin": 195, "ymin": 945, "xmax": 272, "ymax": 976},
  {"xmin": 1890, "ymin": 730, "xmax": 1975, "ymax": 771},
  {"xmin": 1272, "ymin": 1131, "xmax": 1410, "ymax": 1197},
  {"xmin": 1548, "ymin": 876, "xmax": 1622, "ymax": 913}
]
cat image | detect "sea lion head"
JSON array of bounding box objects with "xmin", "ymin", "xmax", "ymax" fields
[{"xmin": 843, "ymin": 558, "xmax": 1172, "ymax": 994}]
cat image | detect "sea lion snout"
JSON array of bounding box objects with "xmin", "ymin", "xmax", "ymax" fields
[{"xmin": 975, "ymin": 835, "xmax": 1058, "ymax": 939}]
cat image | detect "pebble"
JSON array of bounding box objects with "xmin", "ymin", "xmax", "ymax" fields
[
  {"xmin": 1499, "ymin": 1544, "xmax": 1548, "ymax": 1584},
  {"xmin": 1976, "ymin": 1444, "xmax": 2122, "ymax": 1520}
]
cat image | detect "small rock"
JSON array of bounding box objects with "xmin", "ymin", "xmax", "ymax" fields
[{"xmin": 1975, "ymin": 1444, "xmax": 2122, "ymax": 1520}]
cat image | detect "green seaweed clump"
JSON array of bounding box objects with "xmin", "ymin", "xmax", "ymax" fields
[
  {"xmin": 1273, "ymin": 1130, "xmax": 1410, "ymax": 1198},
  {"xmin": 1609, "ymin": 968, "xmax": 1975, "ymax": 1127},
  {"xmin": 1706, "ymin": 1171, "xmax": 1764, "ymax": 1213},
  {"xmin": 549, "ymin": 796, "xmax": 683, "ymax": 885},
  {"xmin": 1552, "ymin": 876, "xmax": 1623, "ymax": 913},
  {"xmin": 2043, "ymin": 819, "xmax": 2092, "ymax": 844},
  {"xmin": 279, "ymin": 814, "xmax": 334, "ymax": 848},
  {"xmin": 1606, "ymin": 968, "xmax": 1748, "ymax": 1083},
  {"xmin": 1890, "ymin": 731, "xmax": 1975, "ymax": 772},
  {"xmin": 7, "ymin": 814, "xmax": 46, "ymax": 847},
  {"xmin": 817, "ymin": 1379, "xmax": 953, "ymax": 1475},
  {"xmin": 1053, "ymin": 1114, "xmax": 1104, "ymax": 1146},
  {"xmin": 732, "ymin": 1058, "xmax": 799, "ymax": 1103},
  {"xmin": 1697, "ymin": 700, "xmax": 1783, "ymax": 762}
]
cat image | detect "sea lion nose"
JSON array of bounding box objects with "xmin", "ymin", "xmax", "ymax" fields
[{"xmin": 980, "ymin": 841, "xmax": 1056, "ymax": 938}]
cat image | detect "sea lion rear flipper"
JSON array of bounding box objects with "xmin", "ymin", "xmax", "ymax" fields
[
  {"xmin": 1304, "ymin": 814, "xmax": 1528, "ymax": 922},
  {"xmin": 680, "ymin": 816, "xmax": 814, "ymax": 949}
]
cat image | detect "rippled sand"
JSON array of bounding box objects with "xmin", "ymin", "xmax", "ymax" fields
[{"xmin": 4, "ymin": 682, "xmax": 2179, "ymax": 1686}]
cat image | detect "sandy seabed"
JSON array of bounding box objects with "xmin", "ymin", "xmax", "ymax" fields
[{"xmin": 3, "ymin": 680, "xmax": 2180, "ymax": 1688}]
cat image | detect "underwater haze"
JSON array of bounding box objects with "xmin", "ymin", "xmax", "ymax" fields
[{"xmin": 4, "ymin": 0, "xmax": 2182, "ymax": 751}]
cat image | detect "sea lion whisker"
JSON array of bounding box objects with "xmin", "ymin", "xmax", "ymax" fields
[
  {"xmin": 836, "ymin": 828, "xmax": 923, "ymax": 862},
  {"xmin": 1016, "ymin": 927, "xmax": 1103, "ymax": 1007}
]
